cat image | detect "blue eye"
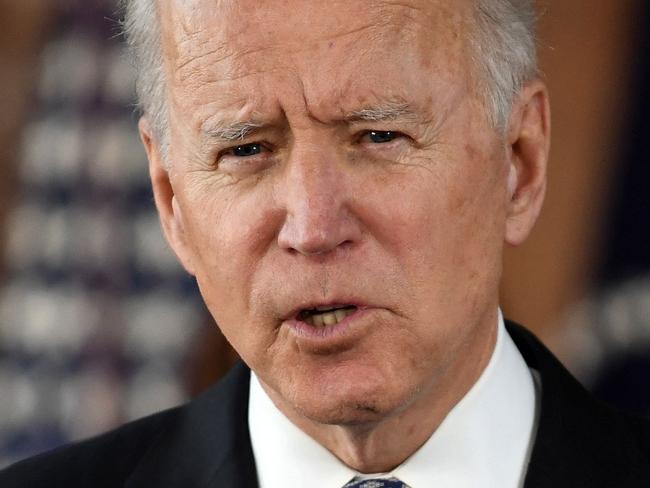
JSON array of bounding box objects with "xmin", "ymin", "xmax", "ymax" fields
[
  {"xmin": 233, "ymin": 143, "xmax": 263, "ymax": 157},
  {"xmin": 367, "ymin": 130, "xmax": 399, "ymax": 144}
]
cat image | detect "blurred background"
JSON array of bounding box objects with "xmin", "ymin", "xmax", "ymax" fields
[{"xmin": 0, "ymin": 0, "xmax": 648, "ymax": 467}]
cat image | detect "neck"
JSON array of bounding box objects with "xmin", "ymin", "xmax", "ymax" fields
[{"xmin": 261, "ymin": 316, "xmax": 498, "ymax": 473}]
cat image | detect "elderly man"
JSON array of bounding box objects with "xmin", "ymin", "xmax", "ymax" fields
[{"xmin": 2, "ymin": 0, "xmax": 649, "ymax": 486}]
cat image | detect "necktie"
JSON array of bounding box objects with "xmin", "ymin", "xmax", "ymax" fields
[{"xmin": 343, "ymin": 478, "xmax": 408, "ymax": 488}]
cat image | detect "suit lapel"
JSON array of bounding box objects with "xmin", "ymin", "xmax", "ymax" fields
[
  {"xmin": 507, "ymin": 322, "xmax": 650, "ymax": 488},
  {"xmin": 125, "ymin": 362, "xmax": 258, "ymax": 488}
]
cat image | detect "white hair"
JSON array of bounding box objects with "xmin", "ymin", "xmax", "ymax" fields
[
  {"xmin": 121, "ymin": 0, "xmax": 538, "ymax": 154},
  {"xmin": 121, "ymin": 0, "xmax": 168, "ymax": 156},
  {"xmin": 472, "ymin": 0, "xmax": 538, "ymax": 129}
]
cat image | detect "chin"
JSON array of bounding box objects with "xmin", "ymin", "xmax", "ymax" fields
[
  {"xmin": 297, "ymin": 398, "xmax": 384, "ymax": 426},
  {"xmin": 288, "ymin": 369, "xmax": 413, "ymax": 427}
]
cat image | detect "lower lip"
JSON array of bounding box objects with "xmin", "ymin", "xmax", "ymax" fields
[{"xmin": 283, "ymin": 307, "xmax": 372, "ymax": 345}]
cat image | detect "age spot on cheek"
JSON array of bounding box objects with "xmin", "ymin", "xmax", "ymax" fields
[{"xmin": 464, "ymin": 143, "xmax": 477, "ymax": 160}]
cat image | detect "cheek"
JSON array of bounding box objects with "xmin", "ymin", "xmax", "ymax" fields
[
  {"xmin": 179, "ymin": 178, "xmax": 279, "ymax": 320},
  {"xmin": 439, "ymin": 162, "xmax": 507, "ymax": 316},
  {"xmin": 367, "ymin": 149, "xmax": 507, "ymax": 312}
]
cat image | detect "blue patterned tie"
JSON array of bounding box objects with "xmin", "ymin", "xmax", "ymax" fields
[{"xmin": 343, "ymin": 478, "xmax": 408, "ymax": 488}]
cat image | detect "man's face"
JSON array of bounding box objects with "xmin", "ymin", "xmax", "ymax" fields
[{"xmin": 153, "ymin": 0, "xmax": 524, "ymax": 424}]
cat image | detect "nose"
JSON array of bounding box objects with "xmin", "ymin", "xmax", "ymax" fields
[{"xmin": 277, "ymin": 145, "xmax": 361, "ymax": 256}]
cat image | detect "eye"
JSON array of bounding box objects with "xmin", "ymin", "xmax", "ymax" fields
[
  {"xmin": 216, "ymin": 141, "xmax": 274, "ymax": 174},
  {"xmin": 363, "ymin": 130, "xmax": 403, "ymax": 144},
  {"xmin": 230, "ymin": 143, "xmax": 265, "ymax": 157}
]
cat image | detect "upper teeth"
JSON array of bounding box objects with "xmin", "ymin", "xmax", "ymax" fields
[{"xmin": 302, "ymin": 307, "xmax": 356, "ymax": 327}]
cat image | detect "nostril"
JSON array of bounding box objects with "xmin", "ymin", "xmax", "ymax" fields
[{"xmin": 340, "ymin": 239, "xmax": 354, "ymax": 249}]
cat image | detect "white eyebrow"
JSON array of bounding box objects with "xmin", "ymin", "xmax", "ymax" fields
[
  {"xmin": 200, "ymin": 102, "xmax": 415, "ymax": 143},
  {"xmin": 202, "ymin": 121, "xmax": 264, "ymax": 142},
  {"xmin": 347, "ymin": 102, "xmax": 415, "ymax": 122}
]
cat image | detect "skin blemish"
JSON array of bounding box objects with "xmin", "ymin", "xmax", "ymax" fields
[{"xmin": 464, "ymin": 143, "xmax": 477, "ymax": 161}]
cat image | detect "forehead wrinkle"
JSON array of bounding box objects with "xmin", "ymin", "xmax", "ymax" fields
[
  {"xmin": 175, "ymin": 42, "xmax": 284, "ymax": 85},
  {"xmin": 313, "ymin": 19, "xmax": 389, "ymax": 45},
  {"xmin": 168, "ymin": 0, "xmax": 474, "ymax": 140},
  {"xmin": 174, "ymin": 3, "xmax": 420, "ymax": 80},
  {"xmin": 165, "ymin": 5, "xmax": 284, "ymax": 87}
]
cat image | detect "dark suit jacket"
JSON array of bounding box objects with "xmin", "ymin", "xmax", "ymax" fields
[{"xmin": 1, "ymin": 322, "xmax": 649, "ymax": 487}]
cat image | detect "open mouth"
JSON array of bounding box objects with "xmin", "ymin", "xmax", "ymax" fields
[{"xmin": 296, "ymin": 305, "xmax": 358, "ymax": 327}]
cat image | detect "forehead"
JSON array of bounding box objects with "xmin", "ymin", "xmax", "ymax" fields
[
  {"xmin": 159, "ymin": 0, "xmax": 474, "ymax": 123},
  {"xmin": 162, "ymin": 0, "xmax": 470, "ymax": 38}
]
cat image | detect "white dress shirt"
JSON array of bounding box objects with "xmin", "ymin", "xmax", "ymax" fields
[{"xmin": 249, "ymin": 311, "xmax": 538, "ymax": 488}]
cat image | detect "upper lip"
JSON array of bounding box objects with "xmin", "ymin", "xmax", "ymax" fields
[{"xmin": 282, "ymin": 300, "xmax": 366, "ymax": 321}]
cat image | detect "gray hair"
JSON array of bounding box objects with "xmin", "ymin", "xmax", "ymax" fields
[
  {"xmin": 121, "ymin": 0, "xmax": 168, "ymax": 156},
  {"xmin": 473, "ymin": 0, "xmax": 538, "ymax": 129},
  {"xmin": 121, "ymin": 0, "xmax": 538, "ymax": 155}
]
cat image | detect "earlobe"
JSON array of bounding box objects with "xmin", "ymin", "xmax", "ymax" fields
[
  {"xmin": 138, "ymin": 118, "xmax": 196, "ymax": 275},
  {"xmin": 504, "ymin": 79, "xmax": 551, "ymax": 246}
]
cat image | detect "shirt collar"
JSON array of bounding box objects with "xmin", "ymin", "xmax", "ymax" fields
[
  {"xmin": 248, "ymin": 373, "xmax": 356, "ymax": 488},
  {"xmin": 249, "ymin": 310, "xmax": 537, "ymax": 488}
]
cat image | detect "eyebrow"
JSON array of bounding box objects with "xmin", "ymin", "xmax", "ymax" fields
[
  {"xmin": 200, "ymin": 102, "xmax": 418, "ymax": 143},
  {"xmin": 201, "ymin": 120, "xmax": 264, "ymax": 143},
  {"xmin": 345, "ymin": 102, "xmax": 417, "ymax": 122}
]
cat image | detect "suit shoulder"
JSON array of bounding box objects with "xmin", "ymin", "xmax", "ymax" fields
[
  {"xmin": 0, "ymin": 405, "xmax": 182, "ymax": 488},
  {"xmin": 507, "ymin": 321, "xmax": 650, "ymax": 484},
  {"xmin": 0, "ymin": 363, "xmax": 252, "ymax": 488},
  {"xmin": 623, "ymin": 412, "xmax": 650, "ymax": 460}
]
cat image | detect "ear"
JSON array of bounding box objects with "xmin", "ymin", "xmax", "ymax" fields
[
  {"xmin": 139, "ymin": 118, "xmax": 196, "ymax": 275},
  {"xmin": 504, "ymin": 79, "xmax": 551, "ymax": 246}
]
